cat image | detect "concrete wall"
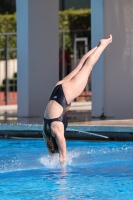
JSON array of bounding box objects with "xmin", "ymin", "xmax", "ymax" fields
[
  {"xmin": 91, "ymin": 0, "xmax": 133, "ymax": 119},
  {"xmin": 104, "ymin": 0, "xmax": 133, "ymax": 118},
  {"xmin": 16, "ymin": 0, "xmax": 59, "ymax": 117},
  {"xmin": 91, "ymin": 0, "xmax": 104, "ymax": 117}
]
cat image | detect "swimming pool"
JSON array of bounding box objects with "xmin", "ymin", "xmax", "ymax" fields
[{"xmin": 0, "ymin": 139, "xmax": 133, "ymax": 200}]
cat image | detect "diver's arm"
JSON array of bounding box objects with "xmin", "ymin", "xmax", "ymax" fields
[
  {"xmin": 55, "ymin": 134, "xmax": 66, "ymax": 166},
  {"xmin": 51, "ymin": 121, "xmax": 67, "ymax": 166}
]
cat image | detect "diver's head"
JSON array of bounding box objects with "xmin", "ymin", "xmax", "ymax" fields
[{"xmin": 46, "ymin": 136, "xmax": 59, "ymax": 153}]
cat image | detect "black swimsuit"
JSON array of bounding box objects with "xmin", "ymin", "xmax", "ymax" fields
[{"xmin": 43, "ymin": 84, "xmax": 71, "ymax": 141}]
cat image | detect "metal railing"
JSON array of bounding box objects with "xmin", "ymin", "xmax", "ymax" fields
[
  {"xmin": 0, "ymin": 30, "xmax": 91, "ymax": 105},
  {"xmin": 0, "ymin": 33, "xmax": 17, "ymax": 105},
  {"xmin": 59, "ymin": 29, "xmax": 91, "ymax": 78}
]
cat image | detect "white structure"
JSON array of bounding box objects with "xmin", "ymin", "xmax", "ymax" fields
[
  {"xmin": 91, "ymin": 0, "xmax": 104, "ymax": 117},
  {"xmin": 0, "ymin": 59, "xmax": 17, "ymax": 85},
  {"xmin": 91, "ymin": 0, "xmax": 133, "ymax": 119},
  {"xmin": 16, "ymin": 0, "xmax": 133, "ymax": 119},
  {"xmin": 16, "ymin": 0, "xmax": 59, "ymax": 117}
]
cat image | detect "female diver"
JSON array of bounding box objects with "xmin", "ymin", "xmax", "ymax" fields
[{"xmin": 42, "ymin": 35, "xmax": 112, "ymax": 166}]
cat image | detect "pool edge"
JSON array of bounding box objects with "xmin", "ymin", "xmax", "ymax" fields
[{"xmin": 0, "ymin": 123, "xmax": 133, "ymax": 141}]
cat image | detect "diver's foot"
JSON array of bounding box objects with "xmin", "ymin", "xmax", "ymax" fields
[{"xmin": 100, "ymin": 35, "xmax": 112, "ymax": 46}]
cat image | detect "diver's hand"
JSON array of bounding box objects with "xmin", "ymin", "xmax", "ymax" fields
[{"xmin": 60, "ymin": 158, "xmax": 66, "ymax": 167}]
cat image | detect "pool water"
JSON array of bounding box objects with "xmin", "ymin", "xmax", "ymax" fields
[{"xmin": 0, "ymin": 139, "xmax": 133, "ymax": 200}]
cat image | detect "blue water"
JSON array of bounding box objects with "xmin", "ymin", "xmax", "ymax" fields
[{"xmin": 0, "ymin": 139, "xmax": 133, "ymax": 200}]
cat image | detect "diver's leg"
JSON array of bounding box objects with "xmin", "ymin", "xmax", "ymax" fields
[
  {"xmin": 56, "ymin": 46, "xmax": 98, "ymax": 85},
  {"xmin": 62, "ymin": 35, "xmax": 112, "ymax": 103}
]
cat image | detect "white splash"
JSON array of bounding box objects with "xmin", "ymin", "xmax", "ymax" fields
[
  {"xmin": 39, "ymin": 154, "xmax": 60, "ymax": 168},
  {"xmin": 39, "ymin": 149, "xmax": 80, "ymax": 168},
  {"xmin": 66, "ymin": 149, "xmax": 80, "ymax": 165}
]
